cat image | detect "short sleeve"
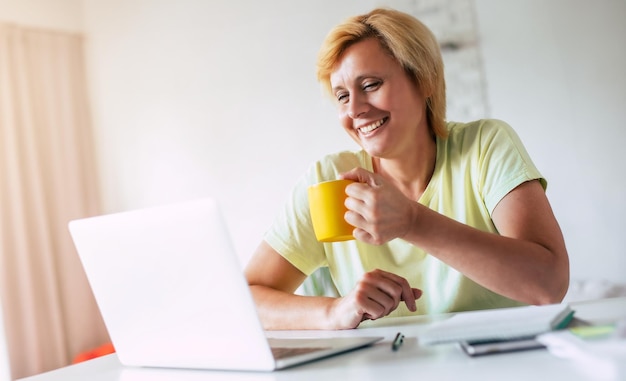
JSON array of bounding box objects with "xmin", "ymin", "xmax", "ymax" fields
[{"xmin": 477, "ymin": 120, "xmax": 546, "ymax": 213}]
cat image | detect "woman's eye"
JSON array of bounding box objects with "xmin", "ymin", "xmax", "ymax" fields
[
  {"xmin": 336, "ymin": 92, "xmax": 349, "ymax": 103},
  {"xmin": 363, "ymin": 81, "xmax": 381, "ymax": 91}
]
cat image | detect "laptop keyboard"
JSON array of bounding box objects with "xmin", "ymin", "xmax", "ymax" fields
[{"xmin": 271, "ymin": 346, "xmax": 331, "ymax": 359}]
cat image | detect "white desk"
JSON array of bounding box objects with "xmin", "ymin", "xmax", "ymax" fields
[{"xmin": 19, "ymin": 297, "xmax": 626, "ymax": 381}]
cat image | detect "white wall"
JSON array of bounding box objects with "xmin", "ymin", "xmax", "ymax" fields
[
  {"xmin": 82, "ymin": 0, "xmax": 371, "ymax": 264},
  {"xmin": 475, "ymin": 0, "xmax": 626, "ymax": 284},
  {"xmin": 81, "ymin": 0, "xmax": 626, "ymax": 284}
]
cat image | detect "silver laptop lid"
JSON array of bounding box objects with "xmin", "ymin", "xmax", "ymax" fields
[{"xmin": 69, "ymin": 198, "xmax": 277, "ymax": 371}]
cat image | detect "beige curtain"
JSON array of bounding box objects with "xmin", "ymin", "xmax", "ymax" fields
[{"xmin": 0, "ymin": 23, "xmax": 109, "ymax": 380}]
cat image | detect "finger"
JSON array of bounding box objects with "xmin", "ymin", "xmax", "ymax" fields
[
  {"xmin": 339, "ymin": 168, "xmax": 380, "ymax": 187},
  {"xmin": 332, "ymin": 296, "xmax": 374, "ymax": 329},
  {"xmin": 344, "ymin": 209, "xmax": 367, "ymax": 230},
  {"xmin": 352, "ymin": 228, "xmax": 378, "ymax": 246},
  {"xmin": 369, "ymin": 272, "xmax": 408, "ymax": 312},
  {"xmin": 357, "ymin": 280, "xmax": 419, "ymax": 320},
  {"xmin": 402, "ymin": 288, "xmax": 422, "ymax": 312},
  {"xmin": 374, "ymin": 270, "xmax": 418, "ymax": 312},
  {"xmin": 412, "ymin": 288, "xmax": 423, "ymax": 300},
  {"xmin": 355, "ymin": 276, "xmax": 400, "ymax": 319},
  {"xmin": 398, "ymin": 284, "xmax": 417, "ymax": 312},
  {"xmin": 358, "ymin": 286, "xmax": 395, "ymax": 319}
]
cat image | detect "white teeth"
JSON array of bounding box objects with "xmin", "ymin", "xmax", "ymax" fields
[{"xmin": 359, "ymin": 118, "xmax": 385, "ymax": 134}]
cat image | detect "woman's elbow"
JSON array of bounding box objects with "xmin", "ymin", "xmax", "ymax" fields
[{"xmin": 535, "ymin": 257, "xmax": 570, "ymax": 305}]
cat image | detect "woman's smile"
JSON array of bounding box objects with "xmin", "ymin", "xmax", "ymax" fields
[{"xmin": 358, "ymin": 117, "xmax": 388, "ymax": 136}]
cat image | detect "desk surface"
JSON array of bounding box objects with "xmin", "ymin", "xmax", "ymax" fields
[{"xmin": 20, "ymin": 297, "xmax": 626, "ymax": 381}]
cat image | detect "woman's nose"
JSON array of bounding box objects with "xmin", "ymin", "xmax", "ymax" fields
[
  {"xmin": 348, "ymin": 109, "xmax": 364, "ymax": 119},
  {"xmin": 347, "ymin": 95, "xmax": 368, "ymax": 119}
]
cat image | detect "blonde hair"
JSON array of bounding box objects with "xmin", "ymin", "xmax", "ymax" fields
[{"xmin": 317, "ymin": 8, "xmax": 447, "ymax": 138}]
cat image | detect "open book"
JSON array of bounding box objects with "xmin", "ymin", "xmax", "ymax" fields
[{"xmin": 419, "ymin": 303, "xmax": 574, "ymax": 346}]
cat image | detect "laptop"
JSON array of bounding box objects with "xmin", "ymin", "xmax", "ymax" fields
[{"xmin": 68, "ymin": 198, "xmax": 382, "ymax": 371}]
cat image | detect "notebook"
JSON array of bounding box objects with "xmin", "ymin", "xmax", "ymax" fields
[
  {"xmin": 459, "ymin": 336, "xmax": 545, "ymax": 356},
  {"xmin": 68, "ymin": 198, "xmax": 382, "ymax": 371},
  {"xmin": 419, "ymin": 303, "xmax": 574, "ymax": 346}
]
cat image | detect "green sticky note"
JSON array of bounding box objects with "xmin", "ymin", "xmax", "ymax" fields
[{"xmin": 569, "ymin": 325, "xmax": 615, "ymax": 339}]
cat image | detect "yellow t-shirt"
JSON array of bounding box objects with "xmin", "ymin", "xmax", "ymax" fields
[{"xmin": 264, "ymin": 119, "xmax": 546, "ymax": 317}]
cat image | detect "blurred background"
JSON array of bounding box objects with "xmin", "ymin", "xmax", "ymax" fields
[{"xmin": 1, "ymin": 0, "xmax": 625, "ymax": 379}]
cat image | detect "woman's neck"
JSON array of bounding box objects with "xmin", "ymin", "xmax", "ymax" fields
[{"xmin": 372, "ymin": 135, "xmax": 437, "ymax": 200}]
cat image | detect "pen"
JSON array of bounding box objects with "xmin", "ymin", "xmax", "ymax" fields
[{"xmin": 391, "ymin": 332, "xmax": 404, "ymax": 351}]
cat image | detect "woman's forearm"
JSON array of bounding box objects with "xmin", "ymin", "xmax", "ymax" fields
[
  {"xmin": 402, "ymin": 200, "xmax": 569, "ymax": 304},
  {"xmin": 249, "ymin": 285, "xmax": 338, "ymax": 330}
]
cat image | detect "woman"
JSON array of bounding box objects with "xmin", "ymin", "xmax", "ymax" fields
[{"xmin": 245, "ymin": 8, "xmax": 569, "ymax": 330}]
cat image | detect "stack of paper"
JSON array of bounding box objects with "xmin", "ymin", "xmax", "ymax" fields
[
  {"xmin": 420, "ymin": 303, "xmax": 574, "ymax": 346},
  {"xmin": 537, "ymin": 322, "xmax": 626, "ymax": 380}
]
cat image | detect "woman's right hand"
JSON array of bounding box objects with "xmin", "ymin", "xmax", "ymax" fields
[{"xmin": 329, "ymin": 269, "xmax": 422, "ymax": 329}]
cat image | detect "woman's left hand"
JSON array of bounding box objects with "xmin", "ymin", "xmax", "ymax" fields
[{"xmin": 340, "ymin": 168, "xmax": 417, "ymax": 245}]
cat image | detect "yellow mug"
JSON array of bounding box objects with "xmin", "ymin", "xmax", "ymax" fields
[{"xmin": 307, "ymin": 179, "xmax": 355, "ymax": 242}]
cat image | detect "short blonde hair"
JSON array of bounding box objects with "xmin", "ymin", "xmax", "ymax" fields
[{"xmin": 317, "ymin": 8, "xmax": 447, "ymax": 138}]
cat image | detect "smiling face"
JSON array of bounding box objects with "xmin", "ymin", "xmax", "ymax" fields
[{"xmin": 330, "ymin": 38, "xmax": 430, "ymax": 160}]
